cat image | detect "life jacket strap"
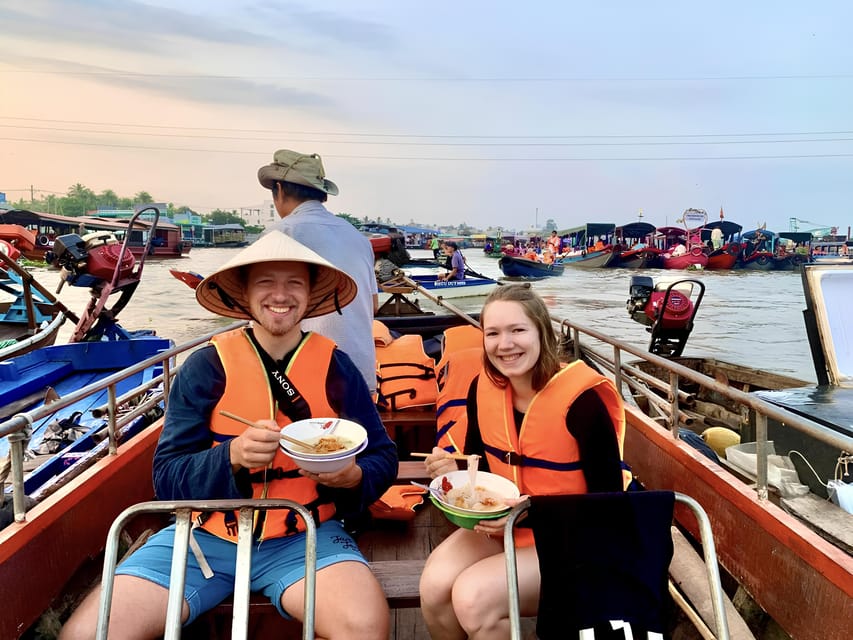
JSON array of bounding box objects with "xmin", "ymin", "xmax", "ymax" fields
[{"xmin": 483, "ymin": 443, "xmax": 584, "ymax": 471}]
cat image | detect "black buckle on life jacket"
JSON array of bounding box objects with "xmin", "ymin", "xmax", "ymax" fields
[{"xmin": 504, "ymin": 451, "xmax": 523, "ymax": 466}]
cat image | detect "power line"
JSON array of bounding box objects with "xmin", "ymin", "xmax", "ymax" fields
[
  {"xmin": 2, "ymin": 69, "xmax": 852, "ymax": 82},
  {"xmin": 4, "ymin": 124, "xmax": 853, "ymax": 147},
  {"xmin": 2, "ymin": 116, "xmax": 853, "ymax": 140},
  {"xmin": 3, "ymin": 136, "xmax": 853, "ymax": 161}
]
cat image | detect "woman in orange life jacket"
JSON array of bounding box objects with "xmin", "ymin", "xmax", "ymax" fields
[{"xmin": 419, "ymin": 283, "xmax": 626, "ymax": 640}]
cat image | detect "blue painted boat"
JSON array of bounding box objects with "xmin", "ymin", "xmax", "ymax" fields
[
  {"xmin": 498, "ymin": 255, "xmax": 565, "ymax": 278},
  {"xmin": 0, "ymin": 337, "xmax": 173, "ymax": 497},
  {"xmin": 379, "ymin": 273, "xmax": 499, "ymax": 301}
]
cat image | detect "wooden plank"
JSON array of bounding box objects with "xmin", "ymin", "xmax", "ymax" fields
[{"xmin": 781, "ymin": 493, "xmax": 853, "ymax": 554}]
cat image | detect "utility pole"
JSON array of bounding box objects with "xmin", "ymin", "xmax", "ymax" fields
[{"xmin": 30, "ymin": 185, "xmax": 34, "ymax": 203}]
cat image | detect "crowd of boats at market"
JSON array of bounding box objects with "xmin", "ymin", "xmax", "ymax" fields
[{"xmin": 458, "ymin": 210, "xmax": 853, "ymax": 275}]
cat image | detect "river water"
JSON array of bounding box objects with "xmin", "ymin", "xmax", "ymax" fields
[{"xmin": 37, "ymin": 246, "xmax": 817, "ymax": 383}]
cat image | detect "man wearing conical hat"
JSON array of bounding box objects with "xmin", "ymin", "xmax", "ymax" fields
[
  {"xmin": 258, "ymin": 149, "xmax": 379, "ymax": 396},
  {"xmin": 62, "ymin": 231, "xmax": 397, "ymax": 640}
]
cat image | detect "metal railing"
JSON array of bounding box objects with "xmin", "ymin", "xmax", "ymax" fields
[
  {"xmin": 556, "ymin": 316, "xmax": 853, "ymax": 500},
  {"xmin": 97, "ymin": 499, "xmax": 316, "ymax": 640},
  {"xmin": 1, "ymin": 320, "xmax": 247, "ymax": 522}
]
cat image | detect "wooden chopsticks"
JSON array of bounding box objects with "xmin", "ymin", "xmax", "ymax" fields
[
  {"xmin": 411, "ymin": 452, "xmax": 470, "ymax": 461},
  {"xmin": 218, "ymin": 410, "xmax": 319, "ymax": 452}
]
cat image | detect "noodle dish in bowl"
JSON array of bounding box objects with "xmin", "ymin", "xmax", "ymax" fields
[
  {"xmin": 279, "ymin": 418, "xmax": 367, "ymax": 459},
  {"xmin": 429, "ymin": 470, "xmax": 519, "ymax": 517}
]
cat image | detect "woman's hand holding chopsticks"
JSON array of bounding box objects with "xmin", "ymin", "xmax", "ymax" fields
[{"xmin": 420, "ymin": 446, "xmax": 461, "ymax": 479}]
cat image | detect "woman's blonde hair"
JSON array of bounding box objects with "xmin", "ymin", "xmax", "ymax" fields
[{"xmin": 480, "ymin": 283, "xmax": 560, "ymax": 390}]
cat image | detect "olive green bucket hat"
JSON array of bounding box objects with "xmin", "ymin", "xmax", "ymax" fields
[
  {"xmin": 195, "ymin": 230, "xmax": 356, "ymax": 320},
  {"xmin": 257, "ymin": 149, "xmax": 339, "ymax": 195}
]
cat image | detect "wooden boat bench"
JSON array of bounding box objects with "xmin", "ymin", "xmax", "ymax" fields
[{"xmin": 188, "ymin": 462, "xmax": 436, "ymax": 637}]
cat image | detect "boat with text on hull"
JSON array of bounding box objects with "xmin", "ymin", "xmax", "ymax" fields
[{"xmin": 378, "ymin": 272, "xmax": 499, "ymax": 302}]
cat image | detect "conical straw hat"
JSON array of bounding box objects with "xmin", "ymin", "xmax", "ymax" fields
[{"xmin": 195, "ymin": 230, "xmax": 357, "ymax": 319}]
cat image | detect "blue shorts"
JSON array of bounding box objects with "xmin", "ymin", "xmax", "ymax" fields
[{"xmin": 116, "ymin": 519, "xmax": 366, "ymax": 623}]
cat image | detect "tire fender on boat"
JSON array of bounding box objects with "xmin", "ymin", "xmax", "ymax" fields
[
  {"xmin": 690, "ymin": 246, "xmax": 704, "ymax": 257},
  {"xmin": 37, "ymin": 234, "xmax": 50, "ymax": 246}
]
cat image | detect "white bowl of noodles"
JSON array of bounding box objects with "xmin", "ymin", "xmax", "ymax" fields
[
  {"xmin": 429, "ymin": 470, "xmax": 519, "ymax": 516},
  {"xmin": 285, "ymin": 438, "xmax": 368, "ymax": 474},
  {"xmin": 279, "ymin": 418, "xmax": 367, "ymax": 459}
]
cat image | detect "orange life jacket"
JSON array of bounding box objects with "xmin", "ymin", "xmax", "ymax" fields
[
  {"xmin": 435, "ymin": 325, "xmax": 484, "ymax": 451},
  {"xmin": 375, "ymin": 334, "xmax": 438, "ymax": 411},
  {"xmin": 477, "ymin": 362, "xmax": 627, "ymax": 545},
  {"xmin": 201, "ymin": 328, "xmax": 338, "ymax": 542},
  {"xmin": 478, "ymin": 361, "xmax": 624, "ymax": 494}
]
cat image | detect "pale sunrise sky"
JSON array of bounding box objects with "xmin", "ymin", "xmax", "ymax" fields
[{"xmin": 2, "ymin": 1, "xmax": 852, "ymax": 234}]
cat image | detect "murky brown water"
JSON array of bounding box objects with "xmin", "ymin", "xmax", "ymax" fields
[{"xmin": 33, "ymin": 246, "xmax": 816, "ymax": 383}]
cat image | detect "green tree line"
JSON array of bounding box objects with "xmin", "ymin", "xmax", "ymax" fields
[{"xmin": 10, "ymin": 183, "xmax": 266, "ymax": 232}]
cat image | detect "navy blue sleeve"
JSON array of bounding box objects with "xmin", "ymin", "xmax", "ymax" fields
[
  {"xmin": 153, "ymin": 346, "xmax": 243, "ymax": 500},
  {"xmin": 153, "ymin": 343, "xmax": 398, "ymax": 511},
  {"xmin": 326, "ymin": 348, "xmax": 398, "ymax": 516}
]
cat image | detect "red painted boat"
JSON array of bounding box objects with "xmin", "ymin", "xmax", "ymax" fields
[
  {"xmin": 0, "ymin": 224, "xmax": 37, "ymax": 253},
  {"xmin": 705, "ymin": 243, "xmax": 742, "ymax": 270}
]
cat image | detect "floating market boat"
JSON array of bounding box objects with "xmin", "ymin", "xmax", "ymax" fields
[
  {"xmin": 498, "ymin": 254, "xmax": 565, "ymax": 278},
  {"xmin": 0, "ymin": 244, "xmax": 69, "ymax": 360},
  {"xmin": 4, "ymin": 265, "xmax": 852, "ymax": 639}
]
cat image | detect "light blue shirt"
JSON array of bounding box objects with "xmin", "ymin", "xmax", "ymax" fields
[{"xmin": 269, "ymin": 201, "xmax": 377, "ymax": 393}]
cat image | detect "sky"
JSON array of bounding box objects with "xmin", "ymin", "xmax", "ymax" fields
[{"xmin": 2, "ymin": 0, "xmax": 853, "ymax": 235}]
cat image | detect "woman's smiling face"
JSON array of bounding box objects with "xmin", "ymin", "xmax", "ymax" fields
[{"xmin": 482, "ymin": 299, "xmax": 540, "ymax": 382}]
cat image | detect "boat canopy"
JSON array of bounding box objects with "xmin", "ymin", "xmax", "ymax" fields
[
  {"xmin": 704, "ymin": 220, "xmax": 743, "ymax": 235},
  {"xmin": 559, "ymin": 223, "xmax": 615, "ymax": 238},
  {"xmin": 778, "ymin": 232, "xmax": 813, "ymax": 243},
  {"xmin": 614, "ymin": 222, "xmax": 656, "ymax": 239},
  {"xmin": 742, "ymin": 229, "xmax": 776, "ymax": 240}
]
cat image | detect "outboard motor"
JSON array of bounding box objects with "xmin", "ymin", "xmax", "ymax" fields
[
  {"xmin": 626, "ymin": 276, "xmax": 705, "ymax": 357},
  {"xmin": 626, "ymin": 276, "xmax": 655, "ymax": 325},
  {"xmin": 50, "ymin": 232, "xmax": 136, "ymax": 291}
]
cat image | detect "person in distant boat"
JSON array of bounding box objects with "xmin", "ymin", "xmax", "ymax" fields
[
  {"xmin": 710, "ymin": 227, "xmax": 724, "ymax": 251},
  {"xmin": 592, "ymin": 238, "xmax": 606, "ymax": 251},
  {"xmin": 418, "ymin": 283, "xmax": 627, "ymax": 639},
  {"xmin": 259, "ymin": 149, "xmax": 379, "ymax": 395},
  {"xmin": 546, "ymin": 230, "xmax": 561, "ymax": 255},
  {"xmin": 438, "ymin": 240, "xmax": 466, "ymax": 281},
  {"xmin": 60, "ymin": 232, "xmax": 397, "ymax": 640},
  {"xmin": 671, "ymin": 242, "xmax": 687, "ymax": 257},
  {"xmin": 430, "ymin": 235, "xmax": 441, "ymax": 259}
]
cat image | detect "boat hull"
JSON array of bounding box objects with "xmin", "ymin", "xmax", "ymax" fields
[
  {"xmin": 498, "ymin": 255, "xmax": 565, "ymax": 278},
  {"xmin": 661, "ymin": 252, "xmax": 709, "ymax": 270},
  {"xmin": 623, "ymin": 406, "xmax": 853, "ymax": 640},
  {"xmin": 561, "ymin": 249, "xmax": 617, "ymax": 268},
  {"xmin": 0, "ymin": 420, "xmax": 162, "ymax": 640},
  {"xmin": 379, "ymin": 275, "xmax": 498, "ymax": 301}
]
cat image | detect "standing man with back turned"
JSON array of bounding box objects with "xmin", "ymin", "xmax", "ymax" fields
[{"xmin": 259, "ymin": 149, "xmax": 379, "ymax": 395}]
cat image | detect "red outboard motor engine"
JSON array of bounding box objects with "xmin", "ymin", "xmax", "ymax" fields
[
  {"xmin": 627, "ymin": 276, "xmax": 705, "ymax": 356},
  {"xmin": 50, "ymin": 232, "xmax": 135, "ymax": 290},
  {"xmin": 0, "ymin": 239, "xmax": 22, "ymax": 269}
]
